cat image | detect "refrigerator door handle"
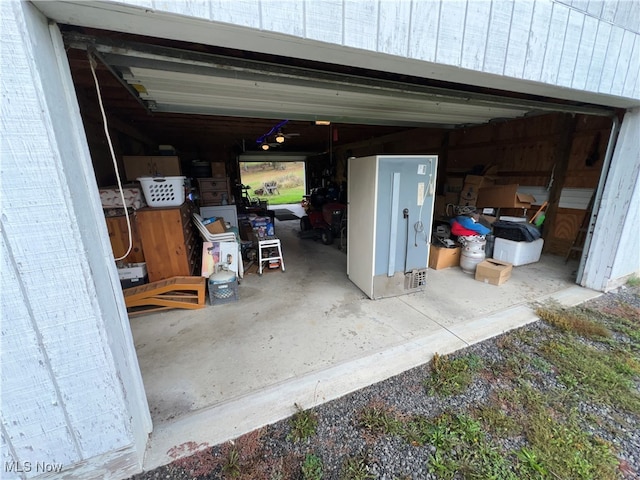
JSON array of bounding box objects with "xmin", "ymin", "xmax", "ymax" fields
[{"xmin": 388, "ymin": 172, "xmax": 401, "ymax": 276}]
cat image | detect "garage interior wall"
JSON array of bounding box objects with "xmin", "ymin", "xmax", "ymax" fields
[
  {"xmin": 329, "ymin": 112, "xmax": 614, "ymax": 257},
  {"xmin": 1, "ymin": 2, "xmax": 150, "ymax": 479}
]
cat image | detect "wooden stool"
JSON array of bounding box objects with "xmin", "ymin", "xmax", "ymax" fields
[{"xmin": 257, "ymin": 236, "xmax": 285, "ymax": 275}]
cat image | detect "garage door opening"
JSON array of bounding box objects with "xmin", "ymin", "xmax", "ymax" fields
[
  {"xmin": 59, "ymin": 26, "xmax": 616, "ymax": 465},
  {"xmin": 238, "ymin": 161, "xmax": 306, "ymax": 207}
]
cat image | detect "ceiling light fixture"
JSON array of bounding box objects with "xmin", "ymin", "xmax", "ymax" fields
[
  {"xmin": 256, "ymin": 119, "xmax": 289, "ymax": 150},
  {"xmin": 315, "ymin": 120, "xmax": 331, "ymax": 125}
]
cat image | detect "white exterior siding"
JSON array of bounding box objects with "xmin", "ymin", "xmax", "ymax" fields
[
  {"xmin": 461, "ymin": 0, "xmax": 491, "ymax": 71},
  {"xmin": 262, "ymin": 0, "xmax": 304, "ymax": 36},
  {"xmin": 98, "ymin": 0, "xmax": 639, "ymax": 102},
  {"xmin": 435, "ymin": 0, "xmax": 466, "ymax": 66},
  {"xmin": 306, "ymin": 0, "xmax": 343, "ymax": 45},
  {"xmin": 344, "ymin": 0, "xmax": 379, "ymax": 52},
  {"xmin": 504, "ymin": 0, "xmax": 534, "ymax": 79},
  {"xmin": 523, "ymin": 0, "xmax": 554, "ymax": 82},
  {"xmin": 1, "ymin": 1, "xmax": 150, "ymax": 477},
  {"xmin": 573, "ymin": 14, "xmax": 599, "ymax": 90},
  {"xmin": 378, "ymin": 0, "xmax": 413, "ymax": 57},
  {"xmin": 206, "ymin": 0, "xmax": 261, "ymax": 27},
  {"xmin": 407, "ymin": 0, "xmax": 439, "ymax": 62},
  {"xmin": 557, "ymin": 8, "xmax": 583, "ymax": 88},
  {"xmin": 583, "ymin": 108, "xmax": 640, "ymax": 291}
]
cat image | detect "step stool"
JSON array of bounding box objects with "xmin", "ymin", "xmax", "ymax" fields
[{"xmin": 257, "ymin": 236, "xmax": 285, "ymax": 275}]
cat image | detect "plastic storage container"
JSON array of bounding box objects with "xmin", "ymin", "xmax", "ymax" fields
[
  {"xmin": 208, "ymin": 271, "xmax": 238, "ymax": 305},
  {"xmin": 493, "ymin": 237, "xmax": 544, "ymax": 266},
  {"xmin": 137, "ymin": 176, "xmax": 186, "ymax": 207}
]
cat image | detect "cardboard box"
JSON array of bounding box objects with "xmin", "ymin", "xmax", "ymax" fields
[
  {"xmin": 205, "ymin": 218, "xmax": 226, "ymax": 234},
  {"xmin": 239, "ymin": 222, "xmax": 254, "ymax": 241},
  {"xmin": 475, "ymin": 259, "xmax": 513, "ymax": 285},
  {"xmin": 123, "ymin": 155, "xmax": 182, "ymax": 181},
  {"xmin": 459, "ymin": 175, "xmax": 494, "ymax": 207},
  {"xmin": 476, "ymin": 184, "xmax": 536, "ymax": 209},
  {"xmin": 117, "ymin": 262, "xmax": 147, "ymax": 280},
  {"xmin": 210, "ymin": 162, "xmax": 226, "ymax": 177},
  {"xmin": 429, "ymin": 245, "xmax": 461, "ymax": 270},
  {"xmin": 444, "ymin": 192, "xmax": 459, "ymax": 208}
]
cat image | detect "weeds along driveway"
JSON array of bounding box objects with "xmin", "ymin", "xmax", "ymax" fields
[{"xmin": 130, "ymin": 283, "xmax": 640, "ymax": 480}]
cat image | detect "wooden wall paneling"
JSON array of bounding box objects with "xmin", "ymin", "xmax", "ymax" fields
[
  {"xmin": 553, "ymin": 208, "xmax": 586, "ymax": 241},
  {"xmin": 541, "ymin": 113, "xmax": 578, "ymax": 249},
  {"xmin": 498, "ymin": 175, "xmax": 550, "ymax": 187},
  {"xmin": 436, "ymin": 131, "xmax": 450, "ymax": 194},
  {"xmin": 449, "ymin": 124, "xmax": 492, "ymax": 147},
  {"xmin": 575, "ymin": 113, "xmax": 614, "ymax": 132},
  {"xmin": 546, "ymin": 207, "xmax": 588, "ymax": 255},
  {"xmin": 447, "ymin": 145, "xmax": 499, "ymax": 172}
]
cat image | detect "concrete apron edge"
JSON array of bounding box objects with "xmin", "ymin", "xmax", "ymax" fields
[{"xmin": 141, "ymin": 285, "xmax": 602, "ymax": 472}]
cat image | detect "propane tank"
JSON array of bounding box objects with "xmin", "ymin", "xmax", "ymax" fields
[{"xmin": 459, "ymin": 236, "xmax": 486, "ymax": 274}]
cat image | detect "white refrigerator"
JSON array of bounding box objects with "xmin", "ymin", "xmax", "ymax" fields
[{"xmin": 347, "ymin": 155, "xmax": 438, "ymax": 299}]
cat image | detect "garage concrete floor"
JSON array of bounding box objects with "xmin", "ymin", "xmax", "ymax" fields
[{"xmin": 129, "ymin": 204, "xmax": 602, "ymax": 470}]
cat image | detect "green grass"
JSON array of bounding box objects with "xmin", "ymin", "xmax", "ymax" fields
[
  {"xmin": 287, "ymin": 403, "xmax": 318, "ymax": 442},
  {"xmin": 504, "ymin": 385, "xmax": 620, "ymax": 480},
  {"xmin": 340, "ymin": 452, "xmax": 374, "ymax": 480},
  {"xmin": 535, "ymin": 303, "xmax": 611, "ymax": 340},
  {"xmin": 540, "ymin": 337, "xmax": 640, "ymax": 412},
  {"xmin": 240, "ymin": 161, "xmax": 305, "ymax": 206},
  {"xmin": 221, "ymin": 447, "xmax": 241, "ymax": 478},
  {"xmin": 350, "ymin": 296, "xmax": 640, "ymax": 479},
  {"xmin": 358, "ymin": 403, "xmax": 404, "ymax": 436},
  {"xmin": 425, "ymin": 352, "xmax": 483, "ymax": 396},
  {"xmin": 421, "ymin": 413, "xmax": 517, "ymax": 480},
  {"xmin": 627, "ymin": 275, "xmax": 640, "ymax": 287},
  {"xmin": 301, "ymin": 453, "xmax": 323, "ymax": 480},
  {"xmin": 535, "ymin": 303, "xmax": 640, "ymax": 412}
]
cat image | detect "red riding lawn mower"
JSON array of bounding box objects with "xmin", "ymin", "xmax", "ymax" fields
[{"xmin": 299, "ymin": 188, "xmax": 347, "ymax": 245}]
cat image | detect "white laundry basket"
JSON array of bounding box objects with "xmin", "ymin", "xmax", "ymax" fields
[{"xmin": 137, "ymin": 176, "xmax": 186, "ymax": 207}]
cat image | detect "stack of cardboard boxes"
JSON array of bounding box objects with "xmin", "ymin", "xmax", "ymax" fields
[
  {"xmin": 429, "ymin": 166, "xmax": 541, "ymax": 284},
  {"xmin": 457, "ymin": 166, "xmax": 536, "ymax": 211}
]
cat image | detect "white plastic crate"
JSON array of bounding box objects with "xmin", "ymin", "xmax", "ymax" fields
[{"xmin": 137, "ymin": 176, "xmax": 186, "ymax": 207}]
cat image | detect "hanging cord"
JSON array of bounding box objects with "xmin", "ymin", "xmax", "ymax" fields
[
  {"xmin": 404, "ymin": 208, "xmax": 409, "ymax": 273},
  {"xmin": 88, "ymin": 51, "xmax": 133, "ymax": 261}
]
